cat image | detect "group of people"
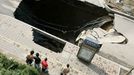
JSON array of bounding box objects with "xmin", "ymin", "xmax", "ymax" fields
[
  {"xmin": 26, "ymin": 50, "xmax": 70, "ymax": 75},
  {"xmin": 26, "ymin": 50, "xmax": 49, "ymax": 74}
]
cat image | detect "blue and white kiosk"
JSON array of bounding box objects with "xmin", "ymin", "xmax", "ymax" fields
[{"xmin": 77, "ymin": 37, "xmax": 102, "ymax": 63}]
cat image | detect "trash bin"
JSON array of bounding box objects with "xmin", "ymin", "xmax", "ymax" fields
[{"xmin": 77, "ymin": 37, "xmax": 102, "ymax": 63}]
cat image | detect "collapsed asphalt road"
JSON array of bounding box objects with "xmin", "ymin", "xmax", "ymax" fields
[
  {"xmin": 14, "ymin": 0, "xmax": 110, "ymax": 43},
  {"xmin": 13, "ymin": 0, "xmax": 114, "ymax": 52}
]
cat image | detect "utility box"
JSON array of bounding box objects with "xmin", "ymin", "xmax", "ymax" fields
[{"xmin": 77, "ymin": 37, "xmax": 102, "ymax": 63}]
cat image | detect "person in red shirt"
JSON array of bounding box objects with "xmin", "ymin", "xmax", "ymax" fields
[{"xmin": 41, "ymin": 58, "xmax": 48, "ymax": 74}]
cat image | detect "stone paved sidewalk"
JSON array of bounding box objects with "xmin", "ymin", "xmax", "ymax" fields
[{"xmin": 0, "ymin": 14, "xmax": 130, "ymax": 75}]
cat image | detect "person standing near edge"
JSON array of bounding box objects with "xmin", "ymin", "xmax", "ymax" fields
[
  {"xmin": 41, "ymin": 58, "xmax": 49, "ymax": 74},
  {"xmin": 34, "ymin": 53, "xmax": 41, "ymax": 71},
  {"xmin": 26, "ymin": 50, "xmax": 34, "ymax": 66}
]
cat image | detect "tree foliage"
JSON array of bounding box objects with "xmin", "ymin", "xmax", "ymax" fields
[{"xmin": 0, "ymin": 53, "xmax": 39, "ymax": 75}]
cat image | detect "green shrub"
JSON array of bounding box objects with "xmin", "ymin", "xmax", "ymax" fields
[
  {"xmin": 0, "ymin": 53, "xmax": 39, "ymax": 75},
  {"xmin": 21, "ymin": 66, "xmax": 39, "ymax": 75}
]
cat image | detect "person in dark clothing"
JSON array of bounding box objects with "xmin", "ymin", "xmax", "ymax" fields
[
  {"xmin": 26, "ymin": 50, "xmax": 34, "ymax": 65},
  {"xmin": 34, "ymin": 53, "xmax": 41, "ymax": 71}
]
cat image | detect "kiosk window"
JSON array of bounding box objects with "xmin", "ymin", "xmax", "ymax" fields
[
  {"xmin": 78, "ymin": 46, "xmax": 95, "ymax": 61},
  {"xmin": 77, "ymin": 38, "xmax": 102, "ymax": 63}
]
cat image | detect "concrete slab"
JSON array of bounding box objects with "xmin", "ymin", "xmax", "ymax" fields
[{"xmin": 100, "ymin": 14, "xmax": 134, "ymax": 69}]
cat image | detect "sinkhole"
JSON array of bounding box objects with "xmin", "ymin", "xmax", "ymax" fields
[{"xmin": 14, "ymin": 0, "xmax": 111, "ymax": 52}]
